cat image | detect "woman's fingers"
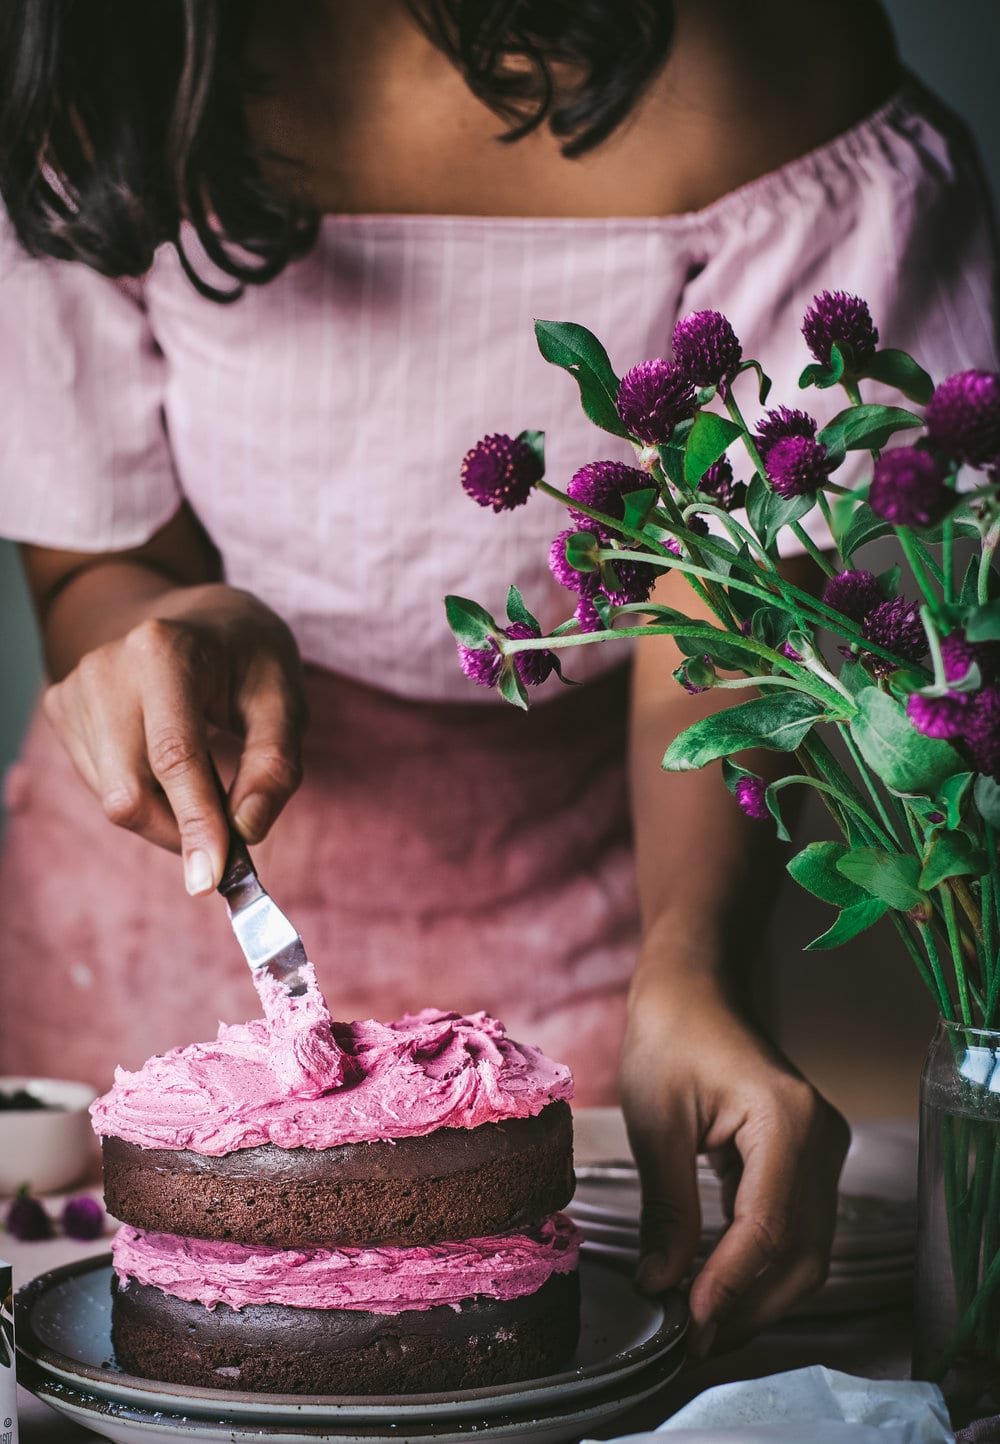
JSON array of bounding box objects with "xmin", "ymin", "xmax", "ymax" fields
[
  {"xmin": 689, "ymin": 1086, "xmax": 849, "ymax": 1353},
  {"xmin": 628, "ymin": 1103, "xmax": 703, "ymax": 1296},
  {"xmin": 228, "ymin": 659, "xmax": 306, "ymax": 844}
]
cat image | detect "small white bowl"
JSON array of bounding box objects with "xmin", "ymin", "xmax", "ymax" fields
[{"xmin": 0, "ymin": 1076, "xmax": 98, "ymax": 1196}]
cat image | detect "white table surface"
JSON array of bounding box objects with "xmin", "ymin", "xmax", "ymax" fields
[{"xmin": 5, "ymin": 1110, "xmax": 916, "ymax": 1443}]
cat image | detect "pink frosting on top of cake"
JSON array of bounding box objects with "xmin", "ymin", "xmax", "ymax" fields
[
  {"xmin": 91, "ymin": 1007, "xmax": 573, "ymax": 1154},
  {"xmin": 112, "ymin": 1214, "xmax": 580, "ymax": 1313},
  {"xmin": 253, "ymin": 965, "xmax": 346, "ymax": 1098}
]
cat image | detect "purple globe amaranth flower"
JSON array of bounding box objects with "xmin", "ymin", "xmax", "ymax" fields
[
  {"xmin": 755, "ymin": 406, "xmax": 818, "ymax": 460},
  {"xmin": 698, "ymin": 457, "xmax": 746, "ymax": 511},
  {"xmin": 548, "ymin": 528, "xmax": 601, "ymax": 595},
  {"xmin": 505, "ymin": 620, "xmax": 556, "ymax": 687},
  {"xmin": 869, "ymin": 447, "xmax": 950, "ymax": 527},
  {"xmin": 861, "ymin": 597, "xmax": 927, "ymax": 674},
  {"xmin": 604, "ymin": 556, "xmax": 660, "ymax": 605},
  {"xmin": 575, "ymin": 594, "xmax": 604, "ymax": 633},
  {"xmin": 822, "ymin": 569, "xmax": 884, "ymax": 626},
  {"xmin": 942, "ymin": 628, "xmax": 1000, "ymax": 687},
  {"xmin": 5, "ymin": 1188, "xmax": 54, "ymax": 1241},
  {"xmin": 802, "ymin": 290, "xmax": 879, "ymax": 370},
  {"xmin": 566, "ymin": 459, "xmax": 649, "ymax": 532},
  {"xmin": 616, "ymin": 359, "xmax": 696, "ymax": 445},
  {"xmin": 735, "ymin": 775, "xmax": 770, "ymax": 821},
  {"xmin": 61, "ymin": 1194, "xmax": 104, "ymax": 1241},
  {"xmin": 962, "ymin": 686, "xmax": 1000, "ymax": 778},
  {"xmin": 457, "ymin": 638, "xmax": 502, "ymax": 688},
  {"xmin": 672, "ymin": 310, "xmax": 743, "ymax": 388},
  {"xmin": 461, "ymin": 433, "xmax": 543, "ymax": 512},
  {"xmin": 907, "ymin": 691, "xmax": 971, "ymax": 741},
  {"xmin": 766, "ymin": 434, "xmax": 832, "ymax": 498},
  {"xmin": 925, "ymin": 370, "xmax": 1000, "ymax": 468}
]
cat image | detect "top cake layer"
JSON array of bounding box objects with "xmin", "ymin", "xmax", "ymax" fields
[{"xmin": 91, "ymin": 978, "xmax": 573, "ymax": 1155}]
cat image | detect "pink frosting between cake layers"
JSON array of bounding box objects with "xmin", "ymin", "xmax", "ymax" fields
[
  {"xmin": 90, "ymin": 1001, "xmax": 573, "ymax": 1155},
  {"xmin": 112, "ymin": 1214, "xmax": 580, "ymax": 1313}
]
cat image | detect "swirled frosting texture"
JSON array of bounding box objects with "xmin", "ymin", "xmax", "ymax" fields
[
  {"xmin": 112, "ymin": 1214, "xmax": 580, "ymax": 1313},
  {"xmin": 91, "ymin": 1006, "xmax": 573, "ymax": 1155}
]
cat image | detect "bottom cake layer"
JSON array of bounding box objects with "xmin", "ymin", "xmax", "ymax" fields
[{"xmin": 111, "ymin": 1267, "xmax": 581, "ymax": 1394}]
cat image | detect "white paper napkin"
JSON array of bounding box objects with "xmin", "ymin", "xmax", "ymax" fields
[{"xmin": 583, "ymin": 1366, "xmax": 954, "ymax": 1444}]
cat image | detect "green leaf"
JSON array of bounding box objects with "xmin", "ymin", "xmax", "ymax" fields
[
  {"xmin": 974, "ymin": 775, "xmax": 1000, "ymax": 829},
  {"xmin": 765, "ymin": 785, "xmax": 791, "ymax": 842},
  {"xmin": 745, "ymin": 475, "xmax": 815, "ymax": 551},
  {"xmin": 534, "ymin": 320, "xmax": 630, "ymax": 439},
  {"xmin": 445, "ymin": 595, "xmax": 498, "ymax": 648},
  {"xmin": 818, "ymin": 404, "xmax": 923, "ymax": 455},
  {"xmin": 683, "ymin": 411, "xmax": 744, "ymax": 485},
  {"xmin": 850, "ymin": 687, "xmax": 964, "ymax": 796},
  {"xmin": 622, "ymin": 488, "xmax": 658, "ymax": 530},
  {"xmin": 966, "ymin": 601, "xmax": 1000, "ymax": 643},
  {"xmin": 961, "ymin": 556, "xmax": 981, "ymax": 607},
  {"xmin": 919, "ymin": 830, "xmax": 988, "ymax": 891},
  {"xmin": 563, "ymin": 530, "xmax": 600, "ymax": 572},
  {"xmin": 799, "ymin": 343, "xmax": 846, "ymax": 391},
  {"xmin": 735, "ymin": 358, "xmax": 772, "ymax": 405},
  {"xmin": 657, "ymin": 443, "xmax": 687, "ymax": 489},
  {"xmin": 941, "ymin": 771, "xmax": 974, "ymax": 829},
  {"xmin": 788, "ymin": 840, "xmax": 873, "ymax": 907},
  {"xmin": 516, "ymin": 429, "xmax": 545, "ymax": 472},
  {"xmin": 860, "ymin": 348, "xmax": 935, "ymax": 405},
  {"xmin": 498, "ymin": 664, "xmax": 529, "ymax": 710},
  {"xmin": 838, "ymin": 502, "xmax": 891, "ymax": 561},
  {"xmin": 805, "ymin": 897, "xmax": 890, "ymax": 950},
  {"xmin": 662, "ymin": 693, "xmax": 829, "ymax": 771},
  {"xmin": 505, "ymin": 585, "xmax": 539, "ymax": 632},
  {"xmin": 721, "ymin": 758, "xmax": 754, "ymax": 795},
  {"xmin": 836, "ymin": 847, "xmax": 927, "ymax": 910},
  {"xmin": 838, "ymin": 660, "xmax": 873, "ymax": 700},
  {"xmin": 877, "ymin": 565, "xmax": 901, "ymax": 600}
]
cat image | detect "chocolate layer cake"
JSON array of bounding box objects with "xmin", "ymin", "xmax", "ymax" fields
[{"xmin": 92, "ymin": 987, "xmax": 580, "ymax": 1394}]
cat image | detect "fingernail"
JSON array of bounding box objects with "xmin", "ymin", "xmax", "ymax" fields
[
  {"xmin": 690, "ymin": 1320, "xmax": 717, "ymax": 1360},
  {"xmin": 636, "ymin": 1252, "xmax": 672, "ymax": 1295},
  {"xmin": 184, "ymin": 849, "xmax": 214, "ymax": 896},
  {"xmin": 234, "ymin": 793, "xmax": 268, "ymax": 843}
]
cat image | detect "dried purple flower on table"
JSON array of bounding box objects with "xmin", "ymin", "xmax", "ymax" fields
[
  {"xmin": 698, "ymin": 457, "xmax": 746, "ymax": 511},
  {"xmin": 735, "ymin": 775, "xmax": 769, "ymax": 821},
  {"xmin": 802, "ymin": 290, "xmax": 879, "ymax": 370},
  {"xmin": 5, "ymin": 1187, "xmax": 54, "ymax": 1241},
  {"xmin": 672, "ymin": 310, "xmax": 743, "ymax": 389},
  {"xmin": 460, "ymin": 433, "xmax": 542, "ymax": 512},
  {"xmin": 505, "ymin": 621, "xmax": 556, "ymax": 687},
  {"xmin": 821, "ymin": 569, "xmax": 884, "ymax": 625},
  {"xmin": 869, "ymin": 447, "xmax": 950, "ymax": 527},
  {"xmin": 861, "ymin": 598, "xmax": 927, "ymax": 675},
  {"xmin": 962, "ymin": 686, "xmax": 1000, "ymax": 779},
  {"xmin": 457, "ymin": 639, "xmax": 502, "ymax": 688},
  {"xmin": 755, "ymin": 407, "xmax": 818, "ymax": 461},
  {"xmin": 61, "ymin": 1194, "xmax": 104, "ymax": 1241},
  {"xmin": 907, "ymin": 691, "xmax": 971, "ymax": 741},
  {"xmin": 766, "ymin": 434, "xmax": 832, "ymax": 498},
  {"xmin": 616, "ymin": 359, "xmax": 696, "ymax": 444},
  {"xmin": 925, "ymin": 369, "xmax": 1000, "ymax": 467},
  {"xmin": 548, "ymin": 529, "xmax": 601, "ymax": 595},
  {"xmin": 567, "ymin": 460, "xmax": 649, "ymax": 533}
]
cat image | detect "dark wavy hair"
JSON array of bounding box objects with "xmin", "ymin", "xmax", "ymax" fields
[{"xmin": 0, "ymin": 0, "xmax": 674, "ymax": 298}]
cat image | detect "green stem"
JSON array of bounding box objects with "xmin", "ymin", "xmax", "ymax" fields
[
  {"xmin": 838, "ymin": 723, "xmax": 904, "ymax": 847},
  {"xmin": 768, "ymin": 773, "xmax": 897, "ymax": 845},
  {"xmin": 890, "ymin": 912, "xmax": 948, "ymax": 1014},
  {"xmin": 941, "ymin": 885, "xmax": 973, "ymax": 1026},
  {"xmin": 942, "ymin": 517, "xmax": 955, "ymax": 607},
  {"xmin": 790, "ymin": 521, "xmax": 837, "ymax": 578},
  {"xmin": 898, "ymin": 525, "xmax": 943, "ymax": 615},
  {"xmin": 918, "ymin": 919, "xmax": 956, "ymax": 1023}
]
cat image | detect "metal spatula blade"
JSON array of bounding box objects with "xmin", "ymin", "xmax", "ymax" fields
[{"xmin": 217, "ymin": 827, "xmax": 309, "ymax": 998}]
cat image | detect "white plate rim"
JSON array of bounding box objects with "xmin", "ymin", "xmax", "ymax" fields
[
  {"xmin": 17, "ymin": 1351, "xmax": 683, "ymax": 1443},
  {"xmin": 16, "ymin": 1251, "xmax": 686, "ymax": 1423}
]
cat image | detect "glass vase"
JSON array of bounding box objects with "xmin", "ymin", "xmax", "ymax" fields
[{"xmin": 914, "ymin": 1017, "xmax": 1000, "ymax": 1423}]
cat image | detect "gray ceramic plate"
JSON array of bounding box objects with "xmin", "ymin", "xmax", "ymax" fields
[{"xmin": 16, "ymin": 1249, "xmax": 686, "ymax": 1424}]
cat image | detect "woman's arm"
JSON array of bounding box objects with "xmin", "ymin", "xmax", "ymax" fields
[
  {"xmin": 20, "ymin": 504, "xmax": 307, "ymax": 895},
  {"xmin": 622, "ymin": 559, "xmax": 850, "ymax": 1355}
]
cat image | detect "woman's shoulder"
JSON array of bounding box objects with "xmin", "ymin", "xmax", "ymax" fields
[{"xmin": 635, "ymin": 0, "xmax": 901, "ymax": 214}]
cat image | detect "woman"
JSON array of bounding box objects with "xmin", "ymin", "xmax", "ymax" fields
[{"xmin": 0, "ymin": 0, "xmax": 995, "ymax": 1355}]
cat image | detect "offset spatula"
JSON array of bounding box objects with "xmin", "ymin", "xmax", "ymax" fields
[{"xmin": 217, "ymin": 815, "xmax": 310, "ymax": 999}]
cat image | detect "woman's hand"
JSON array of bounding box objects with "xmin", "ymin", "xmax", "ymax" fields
[
  {"xmin": 41, "ymin": 582, "xmax": 306, "ymax": 895},
  {"xmin": 619, "ymin": 961, "xmax": 850, "ymax": 1357}
]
